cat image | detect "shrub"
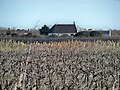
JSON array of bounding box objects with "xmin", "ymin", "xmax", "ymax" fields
[
  {"xmin": 11, "ymin": 33, "xmax": 19, "ymax": 37},
  {"xmin": 39, "ymin": 25, "xmax": 49, "ymax": 35},
  {"xmin": 90, "ymin": 31, "xmax": 102, "ymax": 37},
  {"xmin": 26, "ymin": 33, "xmax": 33, "ymax": 37},
  {"xmin": 75, "ymin": 31, "xmax": 90, "ymax": 37},
  {"xmin": 6, "ymin": 31, "xmax": 11, "ymax": 35}
]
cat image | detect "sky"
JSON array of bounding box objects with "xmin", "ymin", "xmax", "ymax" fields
[{"xmin": 0, "ymin": 0, "xmax": 120, "ymax": 29}]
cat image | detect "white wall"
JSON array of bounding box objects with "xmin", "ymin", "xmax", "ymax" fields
[{"xmin": 48, "ymin": 33, "xmax": 76, "ymax": 36}]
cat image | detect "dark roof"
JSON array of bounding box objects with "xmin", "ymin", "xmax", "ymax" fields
[{"xmin": 49, "ymin": 24, "xmax": 77, "ymax": 33}]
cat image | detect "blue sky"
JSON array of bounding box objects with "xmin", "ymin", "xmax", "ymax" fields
[{"xmin": 0, "ymin": 0, "xmax": 120, "ymax": 29}]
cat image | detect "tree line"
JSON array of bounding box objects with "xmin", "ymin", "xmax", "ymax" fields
[{"xmin": 0, "ymin": 25, "xmax": 105, "ymax": 38}]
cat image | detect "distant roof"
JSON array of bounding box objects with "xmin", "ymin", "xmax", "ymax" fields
[{"xmin": 49, "ymin": 24, "xmax": 77, "ymax": 33}]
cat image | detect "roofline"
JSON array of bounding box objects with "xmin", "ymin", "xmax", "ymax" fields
[
  {"xmin": 49, "ymin": 23, "xmax": 78, "ymax": 33},
  {"xmin": 54, "ymin": 24, "xmax": 75, "ymax": 26},
  {"xmin": 73, "ymin": 23, "xmax": 77, "ymax": 33}
]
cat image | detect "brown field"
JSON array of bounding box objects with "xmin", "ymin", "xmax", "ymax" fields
[{"xmin": 0, "ymin": 40, "xmax": 120, "ymax": 90}]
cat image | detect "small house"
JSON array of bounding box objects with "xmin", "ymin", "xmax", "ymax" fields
[
  {"xmin": 48, "ymin": 22, "xmax": 77, "ymax": 36},
  {"xmin": 99, "ymin": 30, "xmax": 111, "ymax": 37}
]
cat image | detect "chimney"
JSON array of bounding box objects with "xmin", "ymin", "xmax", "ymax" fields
[{"xmin": 73, "ymin": 21, "xmax": 75, "ymax": 25}]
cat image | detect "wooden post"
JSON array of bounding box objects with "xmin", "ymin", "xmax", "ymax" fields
[
  {"xmin": 100, "ymin": 79, "xmax": 103, "ymax": 90},
  {"xmin": 118, "ymin": 73, "xmax": 120, "ymax": 90},
  {"xmin": 0, "ymin": 83, "xmax": 2, "ymax": 90}
]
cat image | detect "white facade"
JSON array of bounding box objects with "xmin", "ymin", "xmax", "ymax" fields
[
  {"xmin": 48, "ymin": 33, "xmax": 76, "ymax": 36},
  {"xmin": 109, "ymin": 30, "xmax": 112, "ymax": 36}
]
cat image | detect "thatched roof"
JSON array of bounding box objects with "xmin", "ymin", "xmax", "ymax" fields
[{"xmin": 49, "ymin": 24, "xmax": 77, "ymax": 33}]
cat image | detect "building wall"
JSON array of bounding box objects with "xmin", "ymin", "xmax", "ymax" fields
[
  {"xmin": 48, "ymin": 33, "xmax": 76, "ymax": 36},
  {"xmin": 95, "ymin": 30, "xmax": 110, "ymax": 37},
  {"xmin": 111, "ymin": 30, "xmax": 120, "ymax": 36}
]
